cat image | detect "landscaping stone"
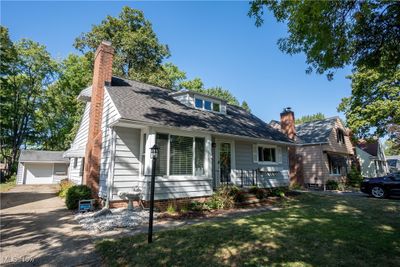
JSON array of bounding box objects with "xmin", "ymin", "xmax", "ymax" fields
[
  {"xmin": 75, "ymin": 208, "xmax": 150, "ymax": 232},
  {"xmin": 93, "ymin": 207, "xmax": 113, "ymax": 218}
]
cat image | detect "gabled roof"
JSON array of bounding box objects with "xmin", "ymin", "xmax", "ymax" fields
[
  {"xmin": 19, "ymin": 150, "xmax": 69, "ymax": 163},
  {"xmin": 357, "ymin": 140, "xmax": 379, "ymax": 156},
  {"xmin": 295, "ymin": 117, "xmax": 340, "ymax": 144},
  {"xmin": 106, "ymin": 77, "xmax": 293, "ymax": 144}
]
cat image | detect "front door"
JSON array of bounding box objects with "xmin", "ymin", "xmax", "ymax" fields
[{"xmin": 219, "ymin": 142, "xmax": 231, "ymax": 184}]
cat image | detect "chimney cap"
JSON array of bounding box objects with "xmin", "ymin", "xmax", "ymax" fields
[
  {"xmin": 101, "ymin": 40, "xmax": 112, "ymax": 46},
  {"xmin": 282, "ymin": 107, "xmax": 293, "ymax": 113}
]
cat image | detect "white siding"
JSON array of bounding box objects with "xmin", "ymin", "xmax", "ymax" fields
[
  {"xmin": 72, "ymin": 102, "xmax": 90, "ymax": 151},
  {"xmin": 234, "ymin": 141, "xmax": 290, "ymax": 188},
  {"xmin": 68, "ymin": 158, "xmax": 83, "ymax": 184},
  {"xmin": 110, "ymin": 127, "xmax": 142, "ymax": 200},
  {"xmin": 16, "ymin": 162, "xmax": 24, "ymax": 185},
  {"xmin": 99, "ymin": 89, "xmax": 121, "ymax": 197}
]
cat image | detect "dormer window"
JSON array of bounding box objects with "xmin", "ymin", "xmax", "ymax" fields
[{"xmin": 170, "ymin": 91, "xmax": 227, "ymax": 114}]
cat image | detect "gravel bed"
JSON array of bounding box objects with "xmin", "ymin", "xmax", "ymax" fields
[{"xmin": 75, "ymin": 208, "xmax": 150, "ymax": 232}]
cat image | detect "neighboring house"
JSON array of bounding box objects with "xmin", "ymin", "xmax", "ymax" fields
[
  {"xmin": 16, "ymin": 150, "xmax": 69, "ymax": 185},
  {"xmin": 356, "ymin": 140, "xmax": 389, "ymax": 178},
  {"xmin": 271, "ymin": 113, "xmax": 354, "ymax": 187},
  {"xmin": 387, "ymin": 155, "xmax": 400, "ymax": 172},
  {"xmin": 68, "ymin": 41, "xmax": 294, "ymax": 206}
]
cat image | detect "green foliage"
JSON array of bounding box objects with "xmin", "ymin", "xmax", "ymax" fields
[
  {"xmin": 385, "ymin": 138, "xmax": 400, "ymax": 156},
  {"xmin": 270, "ymin": 187, "xmax": 288, "ymax": 197},
  {"xmin": 188, "ymin": 201, "xmax": 204, "ymax": 212},
  {"xmin": 249, "ymin": 186, "xmax": 267, "ymax": 199},
  {"xmin": 36, "ymin": 54, "xmax": 92, "ymax": 150},
  {"xmin": 295, "ymin": 113, "xmax": 325, "ymax": 125},
  {"xmin": 346, "ymin": 166, "xmax": 363, "ymax": 188},
  {"xmin": 326, "ymin": 180, "xmax": 339, "ymax": 190},
  {"xmin": 338, "ymin": 67, "xmax": 400, "ymax": 138},
  {"xmin": 202, "ymin": 185, "xmax": 242, "ymax": 210},
  {"xmin": 74, "ymin": 6, "xmax": 175, "ymax": 88},
  {"xmin": 65, "ymin": 185, "xmax": 92, "ymax": 210},
  {"xmin": 241, "ymin": 101, "xmax": 251, "ymax": 113},
  {"xmin": 58, "ymin": 179, "xmax": 75, "ymax": 198},
  {"xmin": 166, "ymin": 203, "xmax": 177, "ymax": 214},
  {"xmin": 249, "ymin": 1, "xmax": 400, "ymax": 79},
  {"xmin": 0, "ymin": 29, "xmax": 57, "ymax": 176}
]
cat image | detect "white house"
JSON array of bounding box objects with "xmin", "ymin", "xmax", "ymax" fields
[
  {"xmin": 65, "ymin": 41, "xmax": 294, "ymax": 206},
  {"xmin": 356, "ymin": 140, "xmax": 389, "ymax": 178}
]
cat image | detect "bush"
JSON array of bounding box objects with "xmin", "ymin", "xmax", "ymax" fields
[
  {"xmin": 65, "ymin": 185, "xmax": 92, "ymax": 210},
  {"xmin": 189, "ymin": 201, "xmax": 204, "ymax": 211},
  {"xmin": 58, "ymin": 179, "xmax": 75, "ymax": 198},
  {"xmin": 270, "ymin": 187, "xmax": 289, "ymax": 197},
  {"xmin": 326, "ymin": 180, "xmax": 339, "ymax": 190},
  {"xmin": 204, "ymin": 185, "xmax": 237, "ymax": 210},
  {"xmin": 166, "ymin": 203, "xmax": 176, "ymax": 214},
  {"xmin": 347, "ymin": 166, "xmax": 363, "ymax": 187}
]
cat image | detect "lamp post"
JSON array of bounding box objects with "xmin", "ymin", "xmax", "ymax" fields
[{"xmin": 148, "ymin": 144, "xmax": 159, "ymax": 243}]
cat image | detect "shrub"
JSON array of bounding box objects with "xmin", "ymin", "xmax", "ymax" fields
[
  {"xmin": 326, "ymin": 180, "xmax": 339, "ymax": 190},
  {"xmin": 204, "ymin": 185, "xmax": 236, "ymax": 210},
  {"xmin": 189, "ymin": 201, "xmax": 204, "ymax": 211},
  {"xmin": 58, "ymin": 179, "xmax": 75, "ymax": 198},
  {"xmin": 166, "ymin": 203, "xmax": 176, "ymax": 214},
  {"xmin": 270, "ymin": 187, "xmax": 289, "ymax": 197},
  {"xmin": 347, "ymin": 166, "xmax": 363, "ymax": 187},
  {"xmin": 65, "ymin": 185, "xmax": 92, "ymax": 210}
]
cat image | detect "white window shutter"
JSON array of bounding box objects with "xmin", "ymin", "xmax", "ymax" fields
[
  {"xmin": 253, "ymin": 144, "xmax": 258, "ymax": 163},
  {"xmin": 276, "ymin": 147, "xmax": 282, "ymax": 163}
]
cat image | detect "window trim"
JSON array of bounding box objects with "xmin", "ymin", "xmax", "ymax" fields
[
  {"xmin": 193, "ymin": 96, "xmax": 222, "ymax": 113},
  {"xmin": 155, "ymin": 132, "xmax": 207, "ymax": 177},
  {"xmin": 257, "ymin": 145, "xmax": 277, "ymax": 164}
]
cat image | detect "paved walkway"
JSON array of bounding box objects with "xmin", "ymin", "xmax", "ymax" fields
[{"xmin": 0, "ymin": 185, "xmax": 99, "ymax": 266}]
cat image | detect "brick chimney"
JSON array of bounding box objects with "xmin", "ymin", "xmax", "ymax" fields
[
  {"xmin": 83, "ymin": 41, "xmax": 114, "ymax": 196},
  {"xmin": 280, "ymin": 107, "xmax": 303, "ymax": 185},
  {"xmin": 280, "ymin": 107, "xmax": 296, "ymax": 140}
]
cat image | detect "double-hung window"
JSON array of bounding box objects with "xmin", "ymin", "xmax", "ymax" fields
[
  {"xmin": 258, "ymin": 146, "xmax": 276, "ymax": 162},
  {"xmin": 155, "ymin": 133, "xmax": 205, "ymax": 176},
  {"xmin": 336, "ymin": 129, "xmax": 345, "ymax": 144}
]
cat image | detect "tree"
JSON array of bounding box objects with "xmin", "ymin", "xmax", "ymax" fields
[
  {"xmin": 338, "ymin": 67, "xmax": 400, "ymax": 138},
  {"xmin": 179, "ymin": 78, "xmax": 204, "ymax": 91},
  {"xmin": 249, "ymin": 0, "xmax": 400, "ymax": 78},
  {"xmin": 74, "ymin": 6, "xmax": 181, "ymax": 88},
  {"xmin": 35, "ymin": 54, "xmax": 92, "ymax": 150},
  {"xmin": 295, "ymin": 113, "xmax": 326, "ymax": 125},
  {"xmin": 0, "ymin": 30, "xmax": 57, "ymax": 177},
  {"xmin": 241, "ymin": 101, "xmax": 251, "ymax": 113},
  {"xmin": 249, "ymin": 0, "xmax": 400, "ymax": 142}
]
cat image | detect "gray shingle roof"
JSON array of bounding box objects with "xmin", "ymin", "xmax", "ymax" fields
[
  {"xmin": 106, "ymin": 77, "xmax": 293, "ymax": 144},
  {"xmin": 295, "ymin": 117, "xmax": 338, "ymax": 144},
  {"xmin": 19, "ymin": 150, "xmax": 69, "ymax": 163}
]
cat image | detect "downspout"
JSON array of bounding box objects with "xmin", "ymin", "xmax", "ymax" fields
[
  {"xmin": 105, "ymin": 127, "xmax": 117, "ymax": 208},
  {"xmin": 320, "ymin": 143, "xmax": 326, "ymax": 191}
]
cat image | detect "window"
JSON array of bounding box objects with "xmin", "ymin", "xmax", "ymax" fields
[
  {"xmin": 195, "ymin": 98, "xmax": 203, "ymax": 108},
  {"xmin": 258, "ymin": 146, "xmax": 276, "ymax": 162},
  {"xmin": 204, "ymin": 100, "xmax": 212, "ymax": 110},
  {"xmin": 213, "ymin": 102, "xmax": 220, "ymax": 112},
  {"xmin": 170, "ymin": 135, "xmax": 193, "ymax": 175},
  {"xmin": 80, "ymin": 158, "xmax": 85, "ymax": 176},
  {"xmin": 155, "ymin": 134, "xmax": 168, "ymax": 176},
  {"xmin": 73, "ymin": 158, "xmax": 78, "ymax": 168},
  {"xmin": 336, "ymin": 129, "xmax": 345, "ymax": 144},
  {"xmin": 155, "ymin": 133, "xmax": 206, "ymax": 176},
  {"xmin": 328, "ymin": 155, "xmax": 341, "ymax": 175},
  {"xmin": 195, "ymin": 137, "xmax": 205, "ymax": 175},
  {"xmin": 141, "ymin": 133, "xmax": 147, "ymax": 175}
]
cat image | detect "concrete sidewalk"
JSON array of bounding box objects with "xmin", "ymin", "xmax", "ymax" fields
[{"xmin": 0, "ymin": 185, "xmax": 99, "ymax": 266}]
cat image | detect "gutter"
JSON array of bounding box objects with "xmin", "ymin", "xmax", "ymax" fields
[{"xmin": 112, "ymin": 118, "xmax": 296, "ymax": 147}]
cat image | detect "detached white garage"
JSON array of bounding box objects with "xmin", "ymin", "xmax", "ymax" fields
[{"xmin": 17, "ymin": 150, "xmax": 69, "ymax": 185}]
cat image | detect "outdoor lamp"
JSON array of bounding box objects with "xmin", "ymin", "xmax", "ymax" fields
[{"xmin": 150, "ymin": 144, "xmax": 159, "ymax": 160}]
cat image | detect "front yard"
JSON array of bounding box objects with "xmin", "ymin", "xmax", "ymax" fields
[{"xmin": 96, "ymin": 193, "xmax": 400, "ymax": 266}]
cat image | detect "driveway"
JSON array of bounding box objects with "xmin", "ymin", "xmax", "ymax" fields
[{"xmin": 0, "ymin": 185, "xmax": 99, "ymax": 266}]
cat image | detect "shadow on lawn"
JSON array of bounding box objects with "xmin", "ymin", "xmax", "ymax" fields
[{"xmin": 96, "ymin": 194, "xmax": 400, "ymax": 267}]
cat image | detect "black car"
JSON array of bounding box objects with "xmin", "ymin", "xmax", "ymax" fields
[{"xmin": 360, "ymin": 173, "xmax": 400, "ymax": 198}]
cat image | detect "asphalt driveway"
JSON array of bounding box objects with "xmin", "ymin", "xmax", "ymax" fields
[{"xmin": 0, "ymin": 185, "xmax": 99, "ymax": 266}]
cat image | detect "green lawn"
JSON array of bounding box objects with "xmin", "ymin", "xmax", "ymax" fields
[
  {"xmin": 96, "ymin": 193, "xmax": 400, "ymax": 266},
  {"xmin": 0, "ymin": 179, "xmax": 16, "ymax": 192}
]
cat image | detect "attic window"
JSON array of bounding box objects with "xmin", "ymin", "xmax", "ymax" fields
[
  {"xmin": 194, "ymin": 97, "xmax": 221, "ymax": 113},
  {"xmin": 336, "ymin": 129, "xmax": 345, "ymax": 144}
]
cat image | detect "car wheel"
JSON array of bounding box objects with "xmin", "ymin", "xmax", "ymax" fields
[{"xmin": 371, "ymin": 186, "xmax": 386, "ymax": 198}]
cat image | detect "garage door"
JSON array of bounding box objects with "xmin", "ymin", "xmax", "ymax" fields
[{"xmin": 24, "ymin": 163, "xmax": 54, "ymax": 184}]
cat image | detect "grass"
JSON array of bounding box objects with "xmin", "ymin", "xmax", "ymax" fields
[
  {"xmin": 0, "ymin": 178, "xmax": 16, "ymax": 192},
  {"xmin": 96, "ymin": 193, "xmax": 400, "ymax": 266}
]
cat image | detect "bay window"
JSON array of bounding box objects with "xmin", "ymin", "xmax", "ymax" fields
[{"xmin": 155, "ymin": 133, "xmax": 205, "ymax": 176}]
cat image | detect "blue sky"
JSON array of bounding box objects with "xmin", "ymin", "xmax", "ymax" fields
[{"xmin": 1, "ymin": 1, "xmax": 352, "ymax": 123}]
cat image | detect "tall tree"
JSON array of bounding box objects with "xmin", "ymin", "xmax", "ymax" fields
[
  {"xmin": 295, "ymin": 113, "xmax": 326, "ymax": 125},
  {"xmin": 249, "ymin": 0, "xmax": 400, "ymax": 146},
  {"xmin": 249, "ymin": 0, "xmax": 400, "ymax": 79},
  {"xmin": 0, "ymin": 28, "xmax": 57, "ymax": 177},
  {"xmin": 35, "ymin": 54, "xmax": 92, "ymax": 150},
  {"xmin": 74, "ymin": 6, "xmax": 182, "ymax": 88}
]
